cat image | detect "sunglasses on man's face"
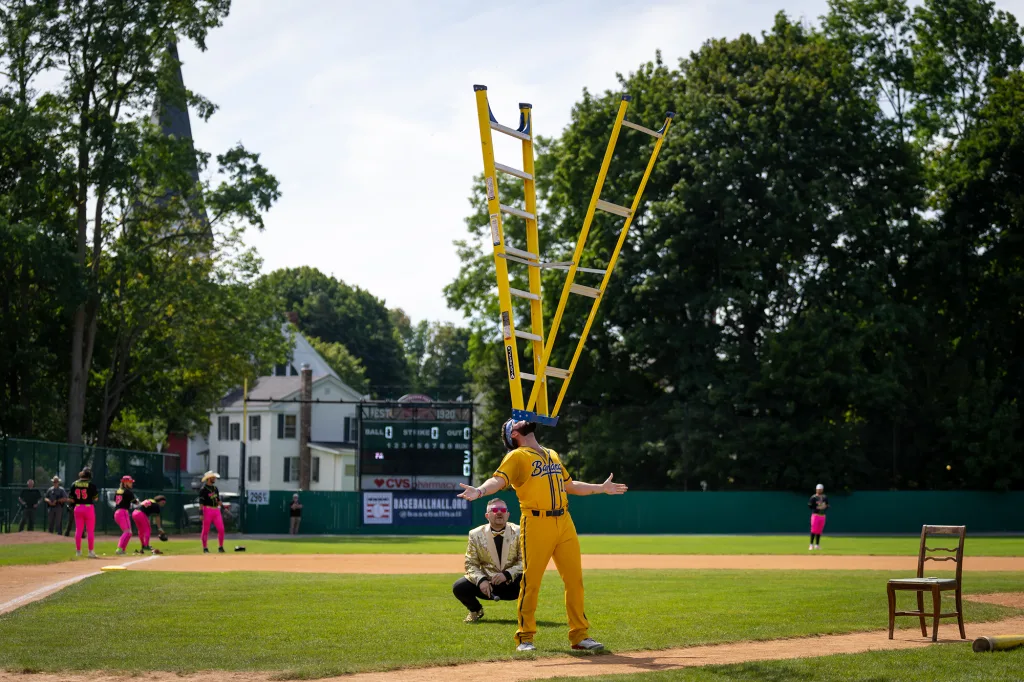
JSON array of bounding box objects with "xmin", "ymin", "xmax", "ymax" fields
[{"xmin": 488, "ymin": 507, "xmax": 508, "ymax": 514}]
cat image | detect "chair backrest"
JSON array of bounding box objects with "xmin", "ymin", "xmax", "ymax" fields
[{"xmin": 916, "ymin": 525, "xmax": 966, "ymax": 584}]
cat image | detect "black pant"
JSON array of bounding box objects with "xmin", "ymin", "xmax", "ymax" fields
[
  {"xmin": 452, "ymin": 575, "xmax": 522, "ymax": 612},
  {"xmin": 18, "ymin": 505, "xmax": 37, "ymax": 531}
]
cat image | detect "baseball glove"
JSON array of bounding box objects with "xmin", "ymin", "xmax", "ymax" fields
[{"xmin": 158, "ymin": 531, "xmax": 168, "ymax": 542}]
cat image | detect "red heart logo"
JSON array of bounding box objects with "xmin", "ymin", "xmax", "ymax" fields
[{"xmin": 374, "ymin": 479, "xmax": 385, "ymax": 487}]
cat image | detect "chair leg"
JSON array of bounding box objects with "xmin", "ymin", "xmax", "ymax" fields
[
  {"xmin": 887, "ymin": 585, "xmax": 896, "ymax": 640},
  {"xmin": 932, "ymin": 586, "xmax": 941, "ymax": 642},
  {"xmin": 956, "ymin": 588, "xmax": 966, "ymax": 640},
  {"xmin": 917, "ymin": 591, "xmax": 927, "ymax": 637}
]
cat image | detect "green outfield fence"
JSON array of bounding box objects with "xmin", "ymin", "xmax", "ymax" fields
[
  {"xmin": 241, "ymin": 490, "xmax": 1024, "ymax": 535},
  {"xmin": 0, "ymin": 437, "xmax": 198, "ymax": 535}
]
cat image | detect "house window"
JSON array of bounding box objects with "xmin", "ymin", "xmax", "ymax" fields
[
  {"xmin": 216, "ymin": 455, "xmax": 229, "ymax": 479},
  {"xmin": 248, "ymin": 456, "xmax": 261, "ymax": 482},
  {"xmin": 217, "ymin": 416, "xmax": 229, "ymax": 441},
  {"xmin": 277, "ymin": 414, "xmax": 296, "ymax": 439},
  {"xmin": 250, "ymin": 415, "xmax": 261, "ymax": 440},
  {"xmin": 312, "ymin": 456, "xmax": 320, "ymax": 483},
  {"xmin": 230, "ymin": 423, "xmax": 240, "ymax": 441},
  {"xmin": 343, "ymin": 417, "xmax": 352, "ymax": 443},
  {"xmin": 283, "ymin": 457, "xmax": 299, "ymax": 482},
  {"xmin": 344, "ymin": 463, "xmax": 355, "ymax": 477}
]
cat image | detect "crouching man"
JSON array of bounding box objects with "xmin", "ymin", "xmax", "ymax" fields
[{"xmin": 452, "ymin": 498, "xmax": 522, "ymax": 623}]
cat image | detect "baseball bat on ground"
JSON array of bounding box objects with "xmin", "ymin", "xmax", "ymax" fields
[{"xmin": 972, "ymin": 635, "xmax": 1024, "ymax": 652}]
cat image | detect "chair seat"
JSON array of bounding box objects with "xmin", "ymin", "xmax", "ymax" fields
[{"xmin": 888, "ymin": 577, "xmax": 957, "ymax": 588}]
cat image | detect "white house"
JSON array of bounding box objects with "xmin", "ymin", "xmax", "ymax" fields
[{"xmin": 173, "ymin": 327, "xmax": 366, "ymax": 493}]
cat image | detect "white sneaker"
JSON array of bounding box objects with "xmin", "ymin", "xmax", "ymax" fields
[
  {"xmin": 516, "ymin": 642, "xmax": 536, "ymax": 652},
  {"xmin": 88, "ymin": 551, "xmax": 98, "ymax": 559},
  {"xmin": 75, "ymin": 550, "xmax": 82, "ymax": 557},
  {"xmin": 814, "ymin": 544, "xmax": 820, "ymax": 550},
  {"xmin": 572, "ymin": 638, "xmax": 604, "ymax": 651},
  {"xmin": 809, "ymin": 544, "xmax": 814, "ymax": 551}
]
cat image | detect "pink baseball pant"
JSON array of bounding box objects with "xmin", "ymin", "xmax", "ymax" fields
[
  {"xmin": 201, "ymin": 506, "xmax": 224, "ymax": 549},
  {"xmin": 74, "ymin": 505, "xmax": 95, "ymax": 552}
]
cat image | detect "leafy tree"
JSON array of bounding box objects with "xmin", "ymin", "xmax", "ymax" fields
[
  {"xmin": 0, "ymin": 0, "xmax": 285, "ymax": 445},
  {"xmin": 307, "ymin": 335, "xmax": 369, "ymax": 394},
  {"xmin": 261, "ymin": 267, "xmax": 410, "ymax": 395}
]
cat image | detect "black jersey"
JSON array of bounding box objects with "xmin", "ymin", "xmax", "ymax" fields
[
  {"xmin": 69, "ymin": 480, "xmax": 98, "ymax": 506},
  {"xmin": 198, "ymin": 484, "xmax": 220, "ymax": 507},
  {"xmin": 808, "ymin": 494, "xmax": 829, "ymax": 515},
  {"xmin": 138, "ymin": 498, "xmax": 162, "ymax": 516},
  {"xmin": 114, "ymin": 487, "xmax": 136, "ymax": 510}
]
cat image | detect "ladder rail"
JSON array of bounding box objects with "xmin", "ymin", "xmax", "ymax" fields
[
  {"xmin": 526, "ymin": 95, "xmax": 631, "ymax": 413},
  {"xmin": 474, "ymin": 85, "xmax": 525, "ymax": 410},
  {"xmin": 519, "ymin": 103, "xmax": 550, "ymax": 418},
  {"xmin": 550, "ymin": 113, "xmax": 675, "ymax": 416}
]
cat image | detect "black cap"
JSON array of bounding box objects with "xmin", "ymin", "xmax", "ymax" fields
[{"xmin": 474, "ymin": 84, "xmax": 487, "ymax": 91}]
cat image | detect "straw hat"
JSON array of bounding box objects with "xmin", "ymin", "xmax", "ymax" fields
[{"xmin": 201, "ymin": 471, "xmax": 220, "ymax": 482}]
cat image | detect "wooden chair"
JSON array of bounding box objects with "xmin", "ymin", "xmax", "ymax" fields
[{"xmin": 887, "ymin": 525, "xmax": 966, "ymax": 642}]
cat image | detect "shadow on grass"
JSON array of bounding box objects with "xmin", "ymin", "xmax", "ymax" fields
[{"xmin": 478, "ymin": 619, "xmax": 562, "ymax": 627}]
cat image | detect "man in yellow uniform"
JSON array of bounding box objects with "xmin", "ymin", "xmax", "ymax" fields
[{"xmin": 458, "ymin": 418, "xmax": 628, "ymax": 652}]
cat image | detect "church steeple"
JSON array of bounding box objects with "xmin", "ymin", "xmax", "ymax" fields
[{"xmin": 151, "ymin": 37, "xmax": 210, "ymax": 239}]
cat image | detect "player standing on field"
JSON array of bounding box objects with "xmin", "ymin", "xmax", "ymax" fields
[
  {"xmin": 199, "ymin": 471, "xmax": 227, "ymax": 553},
  {"xmin": 808, "ymin": 483, "xmax": 829, "ymax": 550},
  {"xmin": 457, "ymin": 418, "xmax": 628, "ymax": 652},
  {"xmin": 69, "ymin": 468, "xmax": 99, "ymax": 559},
  {"xmin": 113, "ymin": 476, "xmax": 137, "ymax": 555}
]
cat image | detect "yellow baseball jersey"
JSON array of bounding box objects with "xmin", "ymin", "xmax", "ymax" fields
[{"xmin": 494, "ymin": 446, "xmax": 571, "ymax": 511}]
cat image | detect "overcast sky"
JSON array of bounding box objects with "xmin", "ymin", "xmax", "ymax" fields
[{"xmin": 179, "ymin": 0, "xmax": 1024, "ymax": 326}]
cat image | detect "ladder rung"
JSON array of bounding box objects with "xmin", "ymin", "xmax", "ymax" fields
[
  {"xmin": 490, "ymin": 121, "xmax": 531, "ymax": 141},
  {"xmin": 494, "ymin": 162, "xmax": 534, "ymax": 181},
  {"xmin": 500, "ymin": 204, "xmax": 536, "ymax": 221},
  {"xmin": 514, "ymin": 329, "xmax": 542, "ymax": 341},
  {"xmin": 596, "ymin": 199, "xmax": 632, "ymax": 218},
  {"xmin": 499, "ymin": 253, "xmax": 541, "ymax": 268},
  {"xmin": 569, "ymin": 283, "xmax": 601, "ymax": 298},
  {"xmin": 622, "ymin": 120, "xmax": 663, "ymax": 138},
  {"xmin": 509, "ymin": 287, "xmax": 540, "ymax": 301},
  {"xmin": 539, "ymin": 261, "xmax": 576, "ymax": 270},
  {"xmin": 520, "ymin": 372, "xmax": 536, "ymax": 381},
  {"xmin": 504, "ymin": 244, "xmax": 538, "ymax": 261},
  {"xmin": 577, "ymin": 266, "xmax": 607, "ymax": 275},
  {"xmin": 545, "ymin": 366, "xmax": 570, "ymax": 379}
]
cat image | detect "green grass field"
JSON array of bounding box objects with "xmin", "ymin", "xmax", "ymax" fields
[
  {"xmin": 3, "ymin": 534, "xmax": 1023, "ymax": 567},
  {"xmin": 549, "ymin": 645, "xmax": 1024, "ymax": 681},
  {"xmin": 0, "ymin": 570, "xmax": 1021, "ymax": 677}
]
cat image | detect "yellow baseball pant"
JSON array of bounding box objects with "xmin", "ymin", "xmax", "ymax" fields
[{"xmin": 516, "ymin": 510, "xmax": 589, "ymax": 645}]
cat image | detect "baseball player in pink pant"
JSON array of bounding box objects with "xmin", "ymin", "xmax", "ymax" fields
[
  {"xmin": 131, "ymin": 495, "xmax": 167, "ymax": 553},
  {"xmin": 199, "ymin": 471, "xmax": 229, "ymax": 553},
  {"xmin": 69, "ymin": 469, "xmax": 99, "ymax": 558},
  {"xmin": 113, "ymin": 475, "xmax": 137, "ymax": 555}
]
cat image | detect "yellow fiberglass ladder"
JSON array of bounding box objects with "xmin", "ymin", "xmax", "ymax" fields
[{"xmin": 473, "ymin": 84, "xmax": 673, "ymax": 426}]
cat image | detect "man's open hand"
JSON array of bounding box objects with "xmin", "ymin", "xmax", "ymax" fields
[
  {"xmin": 602, "ymin": 474, "xmax": 628, "ymax": 495},
  {"xmin": 457, "ymin": 484, "xmax": 481, "ymax": 501},
  {"xmin": 491, "ymin": 572, "xmax": 506, "ymax": 586}
]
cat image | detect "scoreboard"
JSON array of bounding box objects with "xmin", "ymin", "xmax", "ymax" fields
[{"xmin": 357, "ymin": 400, "xmax": 472, "ymax": 491}]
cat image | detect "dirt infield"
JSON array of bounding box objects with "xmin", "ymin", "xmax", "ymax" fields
[
  {"xmin": 0, "ymin": 611, "xmax": 1021, "ymax": 682},
  {"xmin": 0, "ymin": 531, "xmax": 72, "ymax": 546},
  {"xmin": 129, "ymin": 552, "xmax": 1024, "ymax": 574}
]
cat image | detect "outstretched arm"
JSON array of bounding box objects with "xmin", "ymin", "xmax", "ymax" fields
[
  {"xmin": 565, "ymin": 474, "xmax": 628, "ymax": 496},
  {"xmin": 457, "ymin": 476, "xmax": 505, "ymax": 501}
]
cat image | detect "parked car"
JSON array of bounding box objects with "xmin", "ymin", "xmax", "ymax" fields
[{"xmin": 182, "ymin": 492, "xmax": 240, "ymax": 528}]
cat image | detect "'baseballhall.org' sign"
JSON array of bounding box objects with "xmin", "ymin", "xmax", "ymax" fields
[{"xmin": 361, "ymin": 491, "xmax": 472, "ymax": 526}]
